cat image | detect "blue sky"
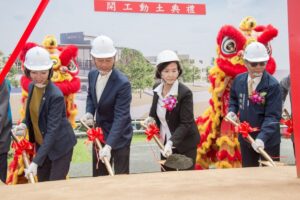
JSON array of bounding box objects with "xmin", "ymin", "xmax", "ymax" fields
[{"xmin": 0, "ymin": 0, "xmax": 289, "ymax": 69}]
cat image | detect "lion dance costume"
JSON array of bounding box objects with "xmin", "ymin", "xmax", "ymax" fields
[
  {"xmin": 195, "ymin": 17, "xmax": 278, "ymax": 169},
  {"xmin": 19, "ymin": 35, "xmax": 80, "ymax": 128},
  {"xmin": 6, "ymin": 35, "xmax": 80, "ymax": 184}
]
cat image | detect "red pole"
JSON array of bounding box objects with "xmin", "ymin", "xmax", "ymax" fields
[
  {"xmin": 0, "ymin": 0, "xmax": 50, "ymax": 85},
  {"xmin": 287, "ymin": 0, "xmax": 300, "ymax": 177}
]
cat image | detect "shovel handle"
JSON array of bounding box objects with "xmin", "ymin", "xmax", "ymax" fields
[
  {"xmin": 94, "ymin": 138, "xmax": 114, "ymax": 176},
  {"xmin": 283, "ymin": 108, "xmax": 291, "ymax": 119},
  {"xmin": 140, "ymin": 121, "xmax": 164, "ymax": 150},
  {"xmin": 11, "ymin": 131, "xmax": 35, "ymax": 183},
  {"xmin": 80, "ymin": 119, "xmax": 114, "ymax": 176},
  {"xmin": 245, "ymin": 135, "xmax": 276, "ymax": 167},
  {"xmin": 153, "ymin": 135, "xmax": 164, "ymax": 150},
  {"xmin": 225, "ymin": 116, "xmax": 276, "ymax": 167}
]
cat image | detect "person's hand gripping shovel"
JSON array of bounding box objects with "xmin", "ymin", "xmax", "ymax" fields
[
  {"xmin": 141, "ymin": 117, "xmax": 193, "ymax": 170},
  {"xmin": 225, "ymin": 114, "xmax": 276, "ymax": 167},
  {"xmin": 80, "ymin": 118, "xmax": 114, "ymax": 176},
  {"xmin": 11, "ymin": 128, "xmax": 36, "ymax": 183}
]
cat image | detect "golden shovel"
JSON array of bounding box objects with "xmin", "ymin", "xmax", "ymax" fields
[
  {"xmin": 80, "ymin": 119, "xmax": 114, "ymax": 176},
  {"xmin": 225, "ymin": 116, "xmax": 276, "ymax": 167},
  {"xmin": 141, "ymin": 119, "xmax": 193, "ymax": 170},
  {"xmin": 10, "ymin": 131, "xmax": 35, "ymax": 183}
]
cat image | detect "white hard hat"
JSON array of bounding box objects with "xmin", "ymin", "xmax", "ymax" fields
[
  {"xmin": 156, "ymin": 50, "xmax": 180, "ymax": 66},
  {"xmin": 243, "ymin": 42, "xmax": 269, "ymax": 62},
  {"xmin": 90, "ymin": 35, "xmax": 117, "ymax": 58},
  {"xmin": 24, "ymin": 46, "xmax": 53, "ymax": 70}
]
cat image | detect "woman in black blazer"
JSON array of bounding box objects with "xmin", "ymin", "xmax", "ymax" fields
[
  {"xmin": 148, "ymin": 50, "xmax": 200, "ymax": 171},
  {"xmin": 14, "ymin": 47, "xmax": 76, "ymax": 182}
]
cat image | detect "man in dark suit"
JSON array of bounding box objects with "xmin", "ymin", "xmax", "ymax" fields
[
  {"xmin": 227, "ymin": 42, "xmax": 282, "ymax": 167},
  {"xmin": 81, "ymin": 35, "xmax": 133, "ymax": 176},
  {"xmin": 0, "ymin": 79, "xmax": 12, "ymax": 183}
]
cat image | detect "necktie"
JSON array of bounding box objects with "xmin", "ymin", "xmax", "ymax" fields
[{"xmin": 248, "ymin": 79, "xmax": 254, "ymax": 96}]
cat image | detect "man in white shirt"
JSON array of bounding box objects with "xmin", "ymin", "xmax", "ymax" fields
[{"xmin": 81, "ymin": 35, "xmax": 133, "ymax": 176}]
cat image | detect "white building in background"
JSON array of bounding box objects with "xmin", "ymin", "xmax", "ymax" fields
[{"xmin": 59, "ymin": 32, "xmax": 123, "ymax": 73}]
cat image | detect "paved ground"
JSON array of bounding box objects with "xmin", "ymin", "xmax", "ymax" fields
[
  {"xmin": 69, "ymin": 141, "xmax": 161, "ymax": 177},
  {"xmin": 69, "ymin": 137, "xmax": 296, "ymax": 178}
]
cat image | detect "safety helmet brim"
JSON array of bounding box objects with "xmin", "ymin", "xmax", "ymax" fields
[
  {"xmin": 90, "ymin": 50, "xmax": 117, "ymax": 59},
  {"xmin": 24, "ymin": 62, "xmax": 53, "ymax": 71},
  {"xmin": 244, "ymin": 55, "xmax": 269, "ymax": 62}
]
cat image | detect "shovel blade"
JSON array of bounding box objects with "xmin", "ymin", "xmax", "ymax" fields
[{"xmin": 164, "ymin": 154, "xmax": 193, "ymax": 170}]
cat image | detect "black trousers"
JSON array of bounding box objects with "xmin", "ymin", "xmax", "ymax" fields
[
  {"xmin": 0, "ymin": 153, "xmax": 8, "ymax": 183},
  {"xmin": 161, "ymin": 147, "xmax": 197, "ymax": 171},
  {"xmin": 240, "ymin": 142, "xmax": 280, "ymax": 167},
  {"xmin": 37, "ymin": 149, "xmax": 73, "ymax": 182},
  {"xmin": 92, "ymin": 144, "xmax": 130, "ymax": 176}
]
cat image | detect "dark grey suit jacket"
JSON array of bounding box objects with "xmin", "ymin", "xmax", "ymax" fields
[
  {"xmin": 26, "ymin": 82, "xmax": 77, "ymax": 166},
  {"xmin": 280, "ymin": 75, "xmax": 291, "ymax": 105},
  {"xmin": 0, "ymin": 80, "xmax": 12, "ymax": 154}
]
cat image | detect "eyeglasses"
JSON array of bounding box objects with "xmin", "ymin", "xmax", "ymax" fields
[{"xmin": 248, "ymin": 61, "xmax": 267, "ymax": 67}]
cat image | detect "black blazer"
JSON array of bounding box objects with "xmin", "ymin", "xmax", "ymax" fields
[
  {"xmin": 149, "ymin": 82, "xmax": 200, "ymax": 153},
  {"xmin": 26, "ymin": 82, "xmax": 77, "ymax": 166}
]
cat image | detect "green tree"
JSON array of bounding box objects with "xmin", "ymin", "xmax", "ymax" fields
[
  {"xmin": 181, "ymin": 60, "xmax": 200, "ymax": 83},
  {"xmin": 7, "ymin": 65, "xmax": 19, "ymax": 87},
  {"xmin": 0, "ymin": 53, "xmax": 19, "ymax": 87},
  {"xmin": 116, "ymin": 48, "xmax": 154, "ymax": 98}
]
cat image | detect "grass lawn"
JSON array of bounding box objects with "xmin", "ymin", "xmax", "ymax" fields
[
  {"xmin": 72, "ymin": 134, "xmax": 147, "ymax": 163},
  {"xmin": 8, "ymin": 134, "xmax": 147, "ymax": 164}
]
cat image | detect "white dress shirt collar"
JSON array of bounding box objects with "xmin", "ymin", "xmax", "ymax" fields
[{"xmin": 154, "ymin": 79, "xmax": 179, "ymax": 98}]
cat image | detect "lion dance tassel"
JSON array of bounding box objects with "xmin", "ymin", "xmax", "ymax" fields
[{"xmin": 6, "ymin": 139, "xmax": 34, "ymax": 185}]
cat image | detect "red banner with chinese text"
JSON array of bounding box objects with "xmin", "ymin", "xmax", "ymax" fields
[{"xmin": 94, "ymin": 0, "xmax": 206, "ymax": 15}]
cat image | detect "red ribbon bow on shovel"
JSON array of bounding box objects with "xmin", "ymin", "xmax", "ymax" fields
[
  {"xmin": 145, "ymin": 123, "xmax": 160, "ymax": 141},
  {"xmin": 11, "ymin": 139, "xmax": 34, "ymax": 156},
  {"xmin": 87, "ymin": 127, "xmax": 105, "ymax": 143},
  {"xmin": 280, "ymin": 118, "xmax": 293, "ymax": 138},
  {"xmin": 236, "ymin": 121, "xmax": 259, "ymax": 138}
]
